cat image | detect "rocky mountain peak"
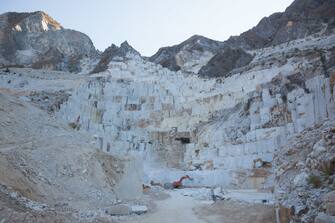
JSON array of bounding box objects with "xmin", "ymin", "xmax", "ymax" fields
[
  {"xmin": 149, "ymin": 35, "xmax": 224, "ymax": 72},
  {"xmin": 5, "ymin": 11, "xmax": 62, "ymax": 33},
  {"xmin": 0, "ymin": 11, "xmax": 96, "ymax": 72},
  {"xmin": 149, "ymin": 0, "xmax": 335, "ymax": 76},
  {"xmin": 225, "ymin": 0, "xmax": 335, "ymax": 50},
  {"xmin": 285, "ymin": 0, "xmax": 335, "ymax": 18},
  {"xmin": 91, "ymin": 41, "xmax": 141, "ymax": 74},
  {"xmin": 119, "ymin": 41, "xmax": 141, "ymax": 56},
  {"xmin": 180, "ymin": 35, "xmax": 223, "ymax": 49}
]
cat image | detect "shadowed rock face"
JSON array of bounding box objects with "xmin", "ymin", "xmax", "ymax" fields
[
  {"xmin": 225, "ymin": 0, "xmax": 335, "ymax": 50},
  {"xmin": 0, "ymin": 11, "xmax": 97, "ymax": 72},
  {"xmin": 198, "ymin": 48, "xmax": 254, "ymax": 78}
]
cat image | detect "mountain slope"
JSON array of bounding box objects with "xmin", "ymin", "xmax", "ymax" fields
[
  {"xmin": 225, "ymin": 0, "xmax": 335, "ymax": 50},
  {"xmin": 0, "ymin": 92, "xmax": 141, "ymax": 221},
  {"xmin": 149, "ymin": 35, "xmax": 224, "ymax": 73},
  {"xmin": 149, "ymin": 0, "xmax": 335, "ymax": 77},
  {"xmin": 274, "ymin": 120, "xmax": 335, "ymax": 222},
  {"xmin": 91, "ymin": 41, "xmax": 141, "ymax": 74},
  {"xmin": 198, "ymin": 47, "xmax": 254, "ymax": 78},
  {"xmin": 0, "ymin": 11, "xmax": 97, "ymax": 72}
]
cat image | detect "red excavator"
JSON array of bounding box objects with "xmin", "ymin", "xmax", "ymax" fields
[{"xmin": 172, "ymin": 175, "xmax": 193, "ymax": 188}]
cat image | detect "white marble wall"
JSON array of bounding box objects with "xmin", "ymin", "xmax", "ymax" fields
[{"xmin": 57, "ymin": 36, "xmax": 335, "ymax": 189}]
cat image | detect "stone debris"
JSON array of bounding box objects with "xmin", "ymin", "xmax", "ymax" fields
[
  {"xmin": 106, "ymin": 204, "xmax": 148, "ymax": 216},
  {"xmin": 181, "ymin": 188, "xmax": 214, "ymax": 200},
  {"xmin": 0, "ymin": 93, "xmax": 136, "ymax": 222},
  {"xmin": 106, "ymin": 204, "xmax": 131, "ymax": 216},
  {"xmin": 0, "ymin": 184, "xmax": 48, "ymax": 212},
  {"xmin": 130, "ymin": 205, "xmax": 148, "ymax": 215},
  {"xmin": 274, "ymin": 120, "xmax": 335, "ymax": 222}
]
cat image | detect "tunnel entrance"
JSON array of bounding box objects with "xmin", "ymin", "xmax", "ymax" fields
[{"xmin": 175, "ymin": 137, "xmax": 191, "ymax": 144}]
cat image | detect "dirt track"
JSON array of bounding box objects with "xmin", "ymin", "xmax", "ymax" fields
[
  {"xmin": 124, "ymin": 190, "xmax": 275, "ymax": 223},
  {"xmin": 195, "ymin": 200, "xmax": 275, "ymax": 223},
  {"xmin": 124, "ymin": 190, "xmax": 206, "ymax": 223}
]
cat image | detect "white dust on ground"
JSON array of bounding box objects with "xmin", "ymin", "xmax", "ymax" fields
[{"xmin": 125, "ymin": 190, "xmax": 207, "ymax": 223}]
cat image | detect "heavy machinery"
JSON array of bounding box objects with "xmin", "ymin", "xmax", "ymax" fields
[
  {"xmin": 172, "ymin": 175, "xmax": 193, "ymax": 188},
  {"xmin": 163, "ymin": 175, "xmax": 193, "ymax": 189}
]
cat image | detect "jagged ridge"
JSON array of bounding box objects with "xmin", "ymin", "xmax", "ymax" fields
[{"xmin": 149, "ymin": 0, "xmax": 335, "ymax": 77}]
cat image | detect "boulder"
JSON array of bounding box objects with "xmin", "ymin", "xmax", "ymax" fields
[
  {"xmin": 310, "ymin": 140, "xmax": 327, "ymax": 158},
  {"xmin": 293, "ymin": 172, "xmax": 308, "ymax": 187},
  {"xmin": 130, "ymin": 205, "xmax": 148, "ymax": 215},
  {"xmin": 323, "ymin": 191, "xmax": 335, "ymax": 215},
  {"xmin": 106, "ymin": 204, "xmax": 131, "ymax": 216},
  {"xmin": 314, "ymin": 213, "xmax": 335, "ymax": 223}
]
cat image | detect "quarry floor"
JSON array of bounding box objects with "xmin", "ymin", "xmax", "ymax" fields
[{"xmin": 122, "ymin": 189, "xmax": 275, "ymax": 223}]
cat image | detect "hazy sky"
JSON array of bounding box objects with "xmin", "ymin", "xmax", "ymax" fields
[{"xmin": 1, "ymin": 0, "xmax": 294, "ymax": 56}]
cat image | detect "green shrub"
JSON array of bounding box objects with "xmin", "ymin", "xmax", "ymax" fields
[{"xmin": 307, "ymin": 175, "xmax": 322, "ymax": 188}]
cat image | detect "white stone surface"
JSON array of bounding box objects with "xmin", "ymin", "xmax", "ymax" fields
[{"xmin": 55, "ymin": 34, "xmax": 335, "ymax": 189}]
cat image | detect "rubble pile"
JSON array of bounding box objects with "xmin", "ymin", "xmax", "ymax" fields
[{"xmin": 275, "ymin": 120, "xmax": 335, "ymax": 222}]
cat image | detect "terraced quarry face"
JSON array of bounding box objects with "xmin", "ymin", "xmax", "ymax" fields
[
  {"xmin": 56, "ymin": 34, "xmax": 335, "ymax": 190},
  {"xmin": 1, "ymin": 32, "xmax": 334, "ymax": 223},
  {"xmin": 1, "ymin": 1, "xmax": 335, "ymax": 221}
]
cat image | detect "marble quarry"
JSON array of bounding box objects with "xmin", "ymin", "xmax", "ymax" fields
[{"xmin": 57, "ymin": 34, "xmax": 335, "ymax": 190}]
